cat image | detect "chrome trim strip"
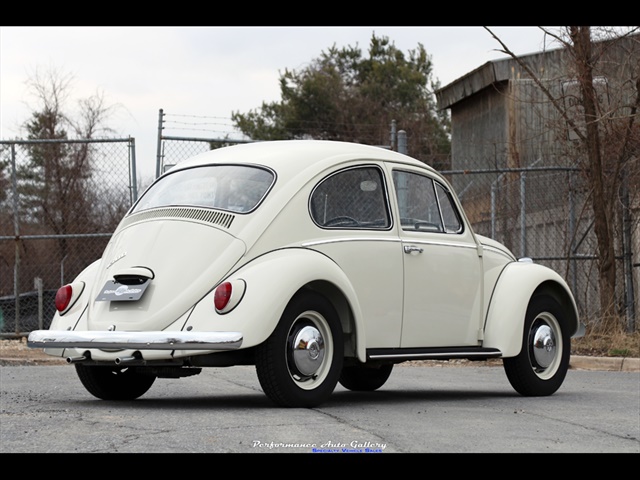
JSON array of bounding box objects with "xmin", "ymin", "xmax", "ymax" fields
[
  {"xmin": 27, "ymin": 330, "xmax": 243, "ymax": 351},
  {"xmin": 401, "ymin": 239, "xmax": 478, "ymax": 250},
  {"xmin": 368, "ymin": 350, "xmax": 501, "ymax": 360},
  {"xmin": 303, "ymin": 237, "xmax": 478, "ymax": 251},
  {"xmin": 302, "ymin": 237, "xmax": 400, "ymax": 247}
]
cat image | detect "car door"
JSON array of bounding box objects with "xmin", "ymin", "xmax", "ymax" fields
[
  {"xmin": 392, "ymin": 168, "xmax": 483, "ymax": 348},
  {"xmin": 308, "ymin": 164, "xmax": 405, "ymax": 348}
]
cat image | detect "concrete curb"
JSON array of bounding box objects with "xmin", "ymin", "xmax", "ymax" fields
[{"xmin": 570, "ymin": 355, "xmax": 640, "ymax": 372}]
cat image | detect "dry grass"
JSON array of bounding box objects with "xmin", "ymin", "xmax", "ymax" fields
[{"xmin": 571, "ymin": 319, "xmax": 640, "ymax": 358}]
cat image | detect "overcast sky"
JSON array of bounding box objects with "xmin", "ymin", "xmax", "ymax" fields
[{"xmin": 1, "ymin": 26, "xmax": 559, "ymax": 178}]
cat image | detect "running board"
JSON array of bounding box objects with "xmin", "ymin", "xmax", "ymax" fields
[{"xmin": 367, "ymin": 346, "xmax": 502, "ymax": 362}]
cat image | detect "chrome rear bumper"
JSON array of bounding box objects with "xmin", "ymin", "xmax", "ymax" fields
[{"xmin": 27, "ymin": 330, "xmax": 243, "ymax": 351}]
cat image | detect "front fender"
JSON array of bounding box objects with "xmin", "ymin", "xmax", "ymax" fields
[
  {"xmin": 183, "ymin": 248, "xmax": 367, "ymax": 361},
  {"xmin": 483, "ymin": 261, "xmax": 579, "ymax": 357}
]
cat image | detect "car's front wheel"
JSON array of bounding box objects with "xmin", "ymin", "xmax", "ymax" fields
[
  {"xmin": 75, "ymin": 364, "xmax": 157, "ymax": 400},
  {"xmin": 503, "ymin": 294, "xmax": 570, "ymax": 396},
  {"xmin": 256, "ymin": 291, "xmax": 343, "ymax": 407}
]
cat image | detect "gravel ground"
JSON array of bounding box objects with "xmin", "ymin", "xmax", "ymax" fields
[{"xmin": 0, "ymin": 338, "xmax": 67, "ymax": 365}]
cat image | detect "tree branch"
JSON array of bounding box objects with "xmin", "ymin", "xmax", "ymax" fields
[{"xmin": 483, "ymin": 26, "xmax": 586, "ymax": 142}]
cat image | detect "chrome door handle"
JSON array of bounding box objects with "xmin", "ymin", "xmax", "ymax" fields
[{"xmin": 403, "ymin": 245, "xmax": 424, "ymax": 255}]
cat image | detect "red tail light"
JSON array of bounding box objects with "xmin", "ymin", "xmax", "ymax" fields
[
  {"xmin": 55, "ymin": 285, "xmax": 73, "ymax": 312},
  {"xmin": 213, "ymin": 279, "xmax": 245, "ymax": 314},
  {"xmin": 214, "ymin": 282, "xmax": 232, "ymax": 311}
]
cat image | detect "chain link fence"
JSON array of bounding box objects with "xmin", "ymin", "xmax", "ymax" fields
[
  {"xmin": 2, "ymin": 132, "xmax": 637, "ymax": 335},
  {"xmin": 0, "ymin": 138, "xmax": 137, "ymax": 335},
  {"xmin": 159, "ymin": 130, "xmax": 638, "ymax": 327},
  {"xmin": 157, "ymin": 136, "xmax": 240, "ymax": 175},
  {"xmin": 443, "ymin": 163, "xmax": 639, "ymax": 328}
]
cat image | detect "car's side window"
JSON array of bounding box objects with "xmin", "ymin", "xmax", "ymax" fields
[
  {"xmin": 310, "ymin": 166, "xmax": 391, "ymax": 229},
  {"xmin": 392, "ymin": 170, "xmax": 463, "ymax": 234},
  {"xmin": 393, "ymin": 170, "xmax": 443, "ymax": 232},
  {"xmin": 434, "ymin": 182, "xmax": 463, "ymax": 233}
]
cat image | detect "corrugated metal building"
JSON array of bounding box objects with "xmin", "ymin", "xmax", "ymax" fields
[{"xmin": 434, "ymin": 32, "xmax": 639, "ymax": 324}]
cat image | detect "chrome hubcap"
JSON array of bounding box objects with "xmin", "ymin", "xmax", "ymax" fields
[
  {"xmin": 286, "ymin": 310, "xmax": 333, "ymax": 390},
  {"xmin": 528, "ymin": 312, "xmax": 562, "ymax": 378},
  {"xmin": 291, "ymin": 325, "xmax": 325, "ymax": 377},
  {"xmin": 532, "ymin": 324, "xmax": 555, "ymax": 369}
]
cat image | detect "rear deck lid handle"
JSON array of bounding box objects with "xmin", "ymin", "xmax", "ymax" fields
[{"xmin": 113, "ymin": 266, "xmax": 155, "ymax": 285}]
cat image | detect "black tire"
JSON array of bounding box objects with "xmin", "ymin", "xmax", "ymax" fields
[
  {"xmin": 339, "ymin": 363, "xmax": 393, "ymax": 391},
  {"xmin": 503, "ymin": 294, "xmax": 570, "ymax": 396},
  {"xmin": 75, "ymin": 364, "xmax": 156, "ymax": 400},
  {"xmin": 255, "ymin": 291, "xmax": 343, "ymax": 407}
]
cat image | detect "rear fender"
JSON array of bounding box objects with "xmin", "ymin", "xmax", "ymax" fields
[
  {"xmin": 49, "ymin": 259, "xmax": 101, "ymax": 332},
  {"xmin": 483, "ymin": 261, "xmax": 579, "ymax": 357},
  {"xmin": 183, "ymin": 248, "xmax": 366, "ymax": 361},
  {"xmin": 44, "ymin": 259, "xmax": 101, "ymax": 358}
]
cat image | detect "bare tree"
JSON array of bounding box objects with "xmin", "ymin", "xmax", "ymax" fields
[
  {"xmin": 485, "ymin": 26, "xmax": 640, "ymax": 324},
  {"xmin": 19, "ymin": 66, "xmax": 117, "ymax": 259}
]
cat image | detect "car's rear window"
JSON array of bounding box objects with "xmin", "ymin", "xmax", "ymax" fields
[{"xmin": 131, "ymin": 165, "xmax": 275, "ymax": 214}]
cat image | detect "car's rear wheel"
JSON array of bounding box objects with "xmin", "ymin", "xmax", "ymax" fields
[
  {"xmin": 503, "ymin": 294, "xmax": 570, "ymax": 396},
  {"xmin": 75, "ymin": 364, "xmax": 156, "ymax": 400},
  {"xmin": 339, "ymin": 363, "xmax": 393, "ymax": 391},
  {"xmin": 256, "ymin": 291, "xmax": 343, "ymax": 407}
]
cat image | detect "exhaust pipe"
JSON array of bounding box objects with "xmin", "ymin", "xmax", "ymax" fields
[
  {"xmin": 66, "ymin": 354, "xmax": 140, "ymax": 365},
  {"xmin": 115, "ymin": 356, "xmax": 137, "ymax": 365},
  {"xmin": 66, "ymin": 356, "xmax": 87, "ymax": 364}
]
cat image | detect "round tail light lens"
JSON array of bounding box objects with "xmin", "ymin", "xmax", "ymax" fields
[
  {"xmin": 214, "ymin": 282, "xmax": 232, "ymax": 311},
  {"xmin": 55, "ymin": 285, "xmax": 73, "ymax": 312}
]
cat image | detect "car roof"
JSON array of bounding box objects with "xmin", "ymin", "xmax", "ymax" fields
[{"xmin": 173, "ymin": 140, "xmax": 438, "ymax": 179}]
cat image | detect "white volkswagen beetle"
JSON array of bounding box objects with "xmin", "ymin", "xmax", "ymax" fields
[{"xmin": 28, "ymin": 140, "xmax": 583, "ymax": 407}]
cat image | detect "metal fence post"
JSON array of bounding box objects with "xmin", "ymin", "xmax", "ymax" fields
[
  {"xmin": 390, "ymin": 120, "xmax": 397, "ymax": 151},
  {"xmin": 491, "ymin": 173, "xmax": 506, "ymax": 240},
  {"xmin": 621, "ymin": 167, "xmax": 636, "ymax": 332},
  {"xmin": 10, "ymin": 144, "xmax": 20, "ymax": 334},
  {"xmin": 35, "ymin": 277, "xmax": 43, "ymax": 330},
  {"xmin": 129, "ymin": 137, "xmax": 138, "ymax": 202},
  {"xmin": 520, "ymin": 170, "xmax": 526, "ymax": 258},
  {"xmin": 397, "ymin": 130, "xmax": 407, "ymax": 155},
  {"xmin": 156, "ymin": 108, "xmax": 164, "ymax": 179},
  {"xmin": 569, "ymin": 171, "xmax": 577, "ymax": 295}
]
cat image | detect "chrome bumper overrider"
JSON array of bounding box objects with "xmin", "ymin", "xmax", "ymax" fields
[{"xmin": 27, "ymin": 330, "xmax": 243, "ymax": 351}]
